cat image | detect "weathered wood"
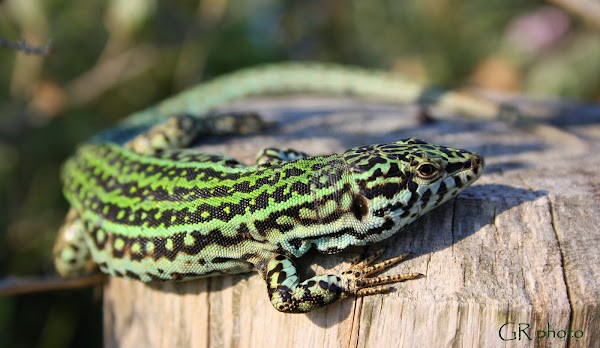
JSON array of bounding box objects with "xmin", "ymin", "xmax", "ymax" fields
[{"xmin": 103, "ymin": 96, "xmax": 600, "ymax": 348}]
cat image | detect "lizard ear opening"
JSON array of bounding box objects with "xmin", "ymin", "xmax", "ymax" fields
[{"xmin": 351, "ymin": 194, "xmax": 369, "ymax": 221}]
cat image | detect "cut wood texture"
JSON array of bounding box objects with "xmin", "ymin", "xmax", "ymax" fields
[{"xmin": 103, "ymin": 96, "xmax": 600, "ymax": 348}]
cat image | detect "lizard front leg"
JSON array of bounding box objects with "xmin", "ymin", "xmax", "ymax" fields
[{"xmin": 262, "ymin": 251, "xmax": 422, "ymax": 313}]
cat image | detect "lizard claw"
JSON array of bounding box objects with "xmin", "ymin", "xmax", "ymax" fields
[{"xmin": 342, "ymin": 251, "xmax": 423, "ymax": 296}]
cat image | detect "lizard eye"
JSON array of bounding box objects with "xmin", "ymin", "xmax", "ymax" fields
[{"xmin": 416, "ymin": 162, "xmax": 439, "ymax": 179}]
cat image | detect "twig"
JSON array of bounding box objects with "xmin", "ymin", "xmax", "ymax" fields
[
  {"xmin": 0, "ymin": 274, "xmax": 105, "ymax": 296},
  {"xmin": 0, "ymin": 37, "xmax": 54, "ymax": 56}
]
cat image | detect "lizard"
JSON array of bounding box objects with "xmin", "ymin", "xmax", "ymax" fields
[{"xmin": 52, "ymin": 62, "xmax": 485, "ymax": 313}]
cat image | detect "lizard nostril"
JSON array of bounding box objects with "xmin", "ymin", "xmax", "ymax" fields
[{"xmin": 471, "ymin": 154, "xmax": 484, "ymax": 170}]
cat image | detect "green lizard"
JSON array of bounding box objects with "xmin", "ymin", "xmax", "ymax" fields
[{"xmin": 53, "ymin": 63, "xmax": 485, "ymax": 313}]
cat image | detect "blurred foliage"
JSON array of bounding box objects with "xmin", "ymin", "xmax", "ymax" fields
[{"xmin": 0, "ymin": 0, "xmax": 598, "ymax": 347}]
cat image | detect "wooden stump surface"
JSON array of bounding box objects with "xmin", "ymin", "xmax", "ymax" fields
[{"xmin": 103, "ymin": 96, "xmax": 600, "ymax": 348}]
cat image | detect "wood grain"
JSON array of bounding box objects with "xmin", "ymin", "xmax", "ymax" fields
[{"xmin": 103, "ymin": 96, "xmax": 600, "ymax": 347}]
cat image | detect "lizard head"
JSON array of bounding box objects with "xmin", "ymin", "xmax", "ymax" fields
[{"xmin": 336, "ymin": 138, "xmax": 484, "ymax": 246}]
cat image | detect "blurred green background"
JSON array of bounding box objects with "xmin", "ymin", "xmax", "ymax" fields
[{"xmin": 1, "ymin": 0, "xmax": 598, "ymax": 347}]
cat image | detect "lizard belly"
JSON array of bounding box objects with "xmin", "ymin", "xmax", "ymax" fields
[{"xmin": 80, "ymin": 216, "xmax": 259, "ymax": 282}]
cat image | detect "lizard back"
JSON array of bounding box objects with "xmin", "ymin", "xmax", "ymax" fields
[{"xmin": 61, "ymin": 142, "xmax": 357, "ymax": 281}]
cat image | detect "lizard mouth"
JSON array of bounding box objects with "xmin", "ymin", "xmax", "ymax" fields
[
  {"xmin": 433, "ymin": 154, "xmax": 484, "ymax": 197},
  {"xmin": 446, "ymin": 153, "xmax": 484, "ymax": 175},
  {"xmin": 452, "ymin": 153, "xmax": 485, "ymax": 190}
]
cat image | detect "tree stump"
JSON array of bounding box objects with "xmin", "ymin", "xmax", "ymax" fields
[{"xmin": 103, "ymin": 96, "xmax": 600, "ymax": 347}]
